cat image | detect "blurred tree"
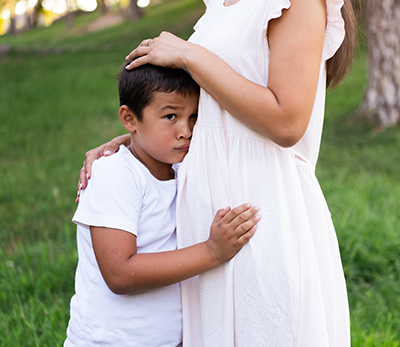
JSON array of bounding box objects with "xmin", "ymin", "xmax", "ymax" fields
[
  {"xmin": 66, "ymin": 0, "xmax": 74, "ymax": 30},
  {"xmin": 4, "ymin": 0, "xmax": 18, "ymax": 36},
  {"xmin": 357, "ymin": 0, "xmax": 400, "ymax": 130},
  {"xmin": 97, "ymin": 0, "xmax": 107, "ymax": 14},
  {"xmin": 127, "ymin": 0, "xmax": 142, "ymax": 20},
  {"xmin": 29, "ymin": 0, "xmax": 44, "ymax": 27}
]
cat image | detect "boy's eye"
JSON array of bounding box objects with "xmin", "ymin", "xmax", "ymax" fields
[{"xmin": 165, "ymin": 114, "xmax": 176, "ymax": 120}]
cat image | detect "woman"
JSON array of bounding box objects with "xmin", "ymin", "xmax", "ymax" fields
[{"xmin": 79, "ymin": 0, "xmax": 358, "ymax": 345}]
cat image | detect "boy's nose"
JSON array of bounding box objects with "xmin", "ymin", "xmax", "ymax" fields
[{"xmin": 178, "ymin": 121, "xmax": 193, "ymax": 139}]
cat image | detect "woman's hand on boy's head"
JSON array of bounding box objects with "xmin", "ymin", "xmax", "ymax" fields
[
  {"xmin": 206, "ymin": 204, "xmax": 261, "ymax": 264},
  {"xmin": 125, "ymin": 32, "xmax": 191, "ymax": 71}
]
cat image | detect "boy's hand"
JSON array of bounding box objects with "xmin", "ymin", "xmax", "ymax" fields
[{"xmin": 206, "ymin": 204, "xmax": 261, "ymax": 264}]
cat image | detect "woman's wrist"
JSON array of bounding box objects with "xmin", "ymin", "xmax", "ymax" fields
[{"xmin": 181, "ymin": 43, "xmax": 204, "ymax": 77}]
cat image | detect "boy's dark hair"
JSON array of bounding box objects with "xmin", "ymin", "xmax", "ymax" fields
[{"xmin": 118, "ymin": 60, "xmax": 200, "ymax": 121}]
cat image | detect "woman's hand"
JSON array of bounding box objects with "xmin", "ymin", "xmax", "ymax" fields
[
  {"xmin": 76, "ymin": 134, "xmax": 131, "ymax": 202},
  {"xmin": 206, "ymin": 204, "xmax": 261, "ymax": 264},
  {"xmin": 125, "ymin": 32, "xmax": 195, "ymax": 71}
]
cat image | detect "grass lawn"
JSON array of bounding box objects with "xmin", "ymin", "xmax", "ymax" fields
[{"xmin": 1, "ymin": 1, "xmax": 399, "ymax": 345}]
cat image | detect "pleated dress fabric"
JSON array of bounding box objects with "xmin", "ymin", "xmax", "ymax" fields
[{"xmin": 176, "ymin": 0, "xmax": 351, "ymax": 346}]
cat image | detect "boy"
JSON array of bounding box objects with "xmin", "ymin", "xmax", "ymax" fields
[{"xmin": 64, "ymin": 61, "xmax": 260, "ymax": 346}]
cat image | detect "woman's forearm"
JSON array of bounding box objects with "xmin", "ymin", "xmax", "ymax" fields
[{"xmin": 182, "ymin": 45, "xmax": 297, "ymax": 146}]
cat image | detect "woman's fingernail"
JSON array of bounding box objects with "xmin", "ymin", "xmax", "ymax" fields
[
  {"xmin": 104, "ymin": 150, "xmax": 112, "ymax": 155},
  {"xmin": 86, "ymin": 173, "xmax": 89, "ymax": 180},
  {"xmin": 125, "ymin": 55, "xmax": 129, "ymax": 60},
  {"xmin": 125, "ymin": 64, "xmax": 131, "ymax": 69}
]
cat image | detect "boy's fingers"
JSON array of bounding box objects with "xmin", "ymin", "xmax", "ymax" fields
[
  {"xmin": 237, "ymin": 224, "xmax": 258, "ymax": 244},
  {"xmin": 233, "ymin": 214, "xmax": 261, "ymax": 237},
  {"xmin": 220, "ymin": 203, "xmax": 253, "ymax": 224},
  {"xmin": 225, "ymin": 205, "xmax": 260, "ymax": 228},
  {"xmin": 213, "ymin": 206, "xmax": 231, "ymax": 224}
]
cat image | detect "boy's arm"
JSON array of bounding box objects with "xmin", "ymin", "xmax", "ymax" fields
[{"xmin": 91, "ymin": 203, "xmax": 260, "ymax": 295}]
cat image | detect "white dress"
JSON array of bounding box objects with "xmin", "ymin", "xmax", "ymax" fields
[{"xmin": 176, "ymin": 0, "xmax": 350, "ymax": 346}]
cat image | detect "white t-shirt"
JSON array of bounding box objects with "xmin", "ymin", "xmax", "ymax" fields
[{"xmin": 64, "ymin": 145, "xmax": 182, "ymax": 347}]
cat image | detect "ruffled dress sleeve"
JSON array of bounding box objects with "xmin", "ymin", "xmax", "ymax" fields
[
  {"xmin": 323, "ymin": 0, "xmax": 345, "ymax": 60},
  {"xmin": 265, "ymin": 0, "xmax": 345, "ymax": 61}
]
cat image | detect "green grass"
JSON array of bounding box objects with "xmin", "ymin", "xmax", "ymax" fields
[
  {"xmin": 320, "ymin": 50, "xmax": 400, "ymax": 345},
  {"xmin": 1, "ymin": 1, "xmax": 400, "ymax": 345}
]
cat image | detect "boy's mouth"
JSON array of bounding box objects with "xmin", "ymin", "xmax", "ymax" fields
[{"xmin": 176, "ymin": 144, "xmax": 190, "ymax": 151}]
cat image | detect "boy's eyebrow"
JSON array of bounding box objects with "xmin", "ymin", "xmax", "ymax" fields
[{"xmin": 160, "ymin": 105, "xmax": 185, "ymax": 111}]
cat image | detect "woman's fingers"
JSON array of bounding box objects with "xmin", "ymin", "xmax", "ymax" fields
[
  {"xmin": 83, "ymin": 149, "xmax": 99, "ymax": 180},
  {"xmin": 76, "ymin": 146, "xmax": 106, "ymax": 202},
  {"xmin": 140, "ymin": 38, "xmax": 153, "ymax": 47},
  {"xmin": 124, "ymin": 32, "xmax": 188, "ymax": 70},
  {"xmin": 125, "ymin": 38, "xmax": 155, "ymax": 67},
  {"xmin": 125, "ymin": 52, "xmax": 152, "ymax": 70},
  {"xmin": 76, "ymin": 167, "xmax": 86, "ymax": 202},
  {"xmin": 102, "ymin": 141, "xmax": 120, "ymax": 157}
]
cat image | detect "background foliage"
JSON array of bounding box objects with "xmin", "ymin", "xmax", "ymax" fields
[{"xmin": 0, "ymin": 0, "xmax": 399, "ymax": 345}]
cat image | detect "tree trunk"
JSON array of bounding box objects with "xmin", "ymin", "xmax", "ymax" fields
[
  {"xmin": 127, "ymin": 0, "xmax": 142, "ymax": 20},
  {"xmin": 97, "ymin": 0, "xmax": 107, "ymax": 14},
  {"xmin": 30, "ymin": 0, "xmax": 43, "ymax": 28},
  {"xmin": 9, "ymin": 16, "xmax": 17, "ymax": 36},
  {"xmin": 357, "ymin": 0, "xmax": 400, "ymax": 130},
  {"xmin": 66, "ymin": 1, "xmax": 74, "ymax": 31},
  {"xmin": 67, "ymin": 10, "xmax": 73, "ymax": 30}
]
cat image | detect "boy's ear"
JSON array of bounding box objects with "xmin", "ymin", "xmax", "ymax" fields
[{"xmin": 119, "ymin": 105, "xmax": 137, "ymax": 132}]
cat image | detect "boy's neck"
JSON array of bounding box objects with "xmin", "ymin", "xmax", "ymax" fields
[{"xmin": 128, "ymin": 144, "xmax": 175, "ymax": 181}]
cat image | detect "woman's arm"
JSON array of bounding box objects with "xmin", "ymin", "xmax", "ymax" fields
[
  {"xmin": 126, "ymin": 0, "xmax": 326, "ymax": 147},
  {"xmin": 91, "ymin": 204, "xmax": 260, "ymax": 294}
]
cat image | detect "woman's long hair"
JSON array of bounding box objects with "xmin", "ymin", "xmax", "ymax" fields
[{"xmin": 326, "ymin": 0, "xmax": 361, "ymax": 88}]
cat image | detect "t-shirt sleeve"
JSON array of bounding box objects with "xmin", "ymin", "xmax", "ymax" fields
[{"xmin": 72, "ymin": 156, "xmax": 142, "ymax": 236}]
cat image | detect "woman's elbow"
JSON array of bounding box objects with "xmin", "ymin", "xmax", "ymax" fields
[
  {"xmin": 265, "ymin": 123, "xmax": 307, "ymax": 148},
  {"xmin": 256, "ymin": 106, "xmax": 310, "ymax": 147}
]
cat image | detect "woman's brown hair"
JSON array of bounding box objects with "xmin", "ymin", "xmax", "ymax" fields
[{"xmin": 326, "ymin": 0, "xmax": 361, "ymax": 88}]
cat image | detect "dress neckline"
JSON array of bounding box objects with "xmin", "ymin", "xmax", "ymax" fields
[{"xmin": 222, "ymin": 0, "xmax": 241, "ymax": 8}]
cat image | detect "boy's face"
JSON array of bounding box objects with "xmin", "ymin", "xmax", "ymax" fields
[{"xmin": 126, "ymin": 91, "xmax": 198, "ymax": 179}]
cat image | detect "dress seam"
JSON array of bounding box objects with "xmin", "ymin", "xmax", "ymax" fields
[{"xmin": 194, "ymin": 123, "xmax": 290, "ymax": 152}]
